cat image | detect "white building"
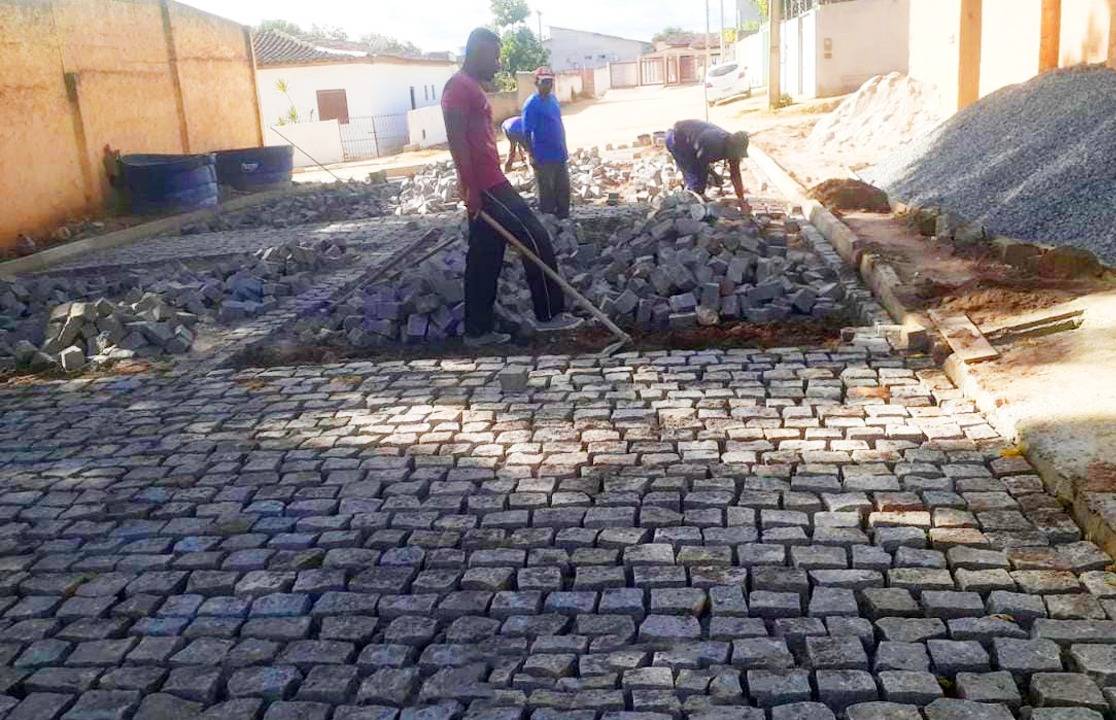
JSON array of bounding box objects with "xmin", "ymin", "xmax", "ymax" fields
[
  {"xmin": 543, "ymin": 26, "xmax": 651, "ymax": 72},
  {"xmin": 733, "ymin": 0, "xmax": 910, "ymax": 99},
  {"xmin": 253, "ymin": 31, "xmax": 458, "ymax": 160}
]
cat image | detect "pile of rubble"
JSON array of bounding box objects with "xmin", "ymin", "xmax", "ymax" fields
[
  {"xmin": 297, "ymin": 192, "xmax": 845, "ymax": 348},
  {"xmin": 394, "ymin": 150, "xmax": 685, "ymax": 215},
  {"xmin": 179, "ymin": 179, "xmax": 398, "ymax": 234},
  {"xmin": 1, "ymin": 239, "xmax": 350, "ymax": 372}
]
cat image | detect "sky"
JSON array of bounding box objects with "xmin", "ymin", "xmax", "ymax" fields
[{"xmin": 178, "ymin": 0, "xmax": 731, "ymax": 53}]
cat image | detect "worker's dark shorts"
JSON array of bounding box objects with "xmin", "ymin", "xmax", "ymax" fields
[
  {"xmin": 665, "ymin": 129, "xmax": 705, "ymax": 192},
  {"xmin": 505, "ymin": 129, "xmax": 527, "ymax": 146}
]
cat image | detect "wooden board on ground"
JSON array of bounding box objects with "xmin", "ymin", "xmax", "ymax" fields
[
  {"xmin": 928, "ymin": 309, "xmax": 1000, "ymax": 363},
  {"xmin": 982, "ymin": 303, "xmax": 1085, "ymax": 338}
]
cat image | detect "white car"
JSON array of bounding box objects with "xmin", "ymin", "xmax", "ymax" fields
[{"xmin": 705, "ymin": 62, "xmax": 752, "ymax": 104}]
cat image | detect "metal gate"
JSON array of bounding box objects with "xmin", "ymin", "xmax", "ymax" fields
[{"xmin": 338, "ymin": 113, "xmax": 408, "ymax": 161}]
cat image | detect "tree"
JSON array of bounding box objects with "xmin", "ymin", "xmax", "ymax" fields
[
  {"xmin": 257, "ymin": 19, "xmax": 307, "ymax": 37},
  {"xmin": 653, "ymin": 26, "xmax": 695, "ymax": 44},
  {"xmin": 360, "ymin": 32, "xmax": 422, "ymax": 57},
  {"xmin": 256, "ymin": 19, "xmax": 350, "ymax": 42},
  {"xmin": 491, "ymin": 0, "xmax": 530, "ymax": 27},
  {"xmin": 308, "ymin": 24, "xmax": 349, "ymax": 41},
  {"xmin": 494, "ymin": 26, "xmax": 549, "ymax": 90},
  {"xmin": 755, "ymin": 0, "xmax": 770, "ymax": 20}
]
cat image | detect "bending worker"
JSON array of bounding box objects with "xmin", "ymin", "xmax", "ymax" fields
[
  {"xmin": 665, "ymin": 119, "xmax": 751, "ymax": 213},
  {"xmin": 441, "ymin": 28, "xmax": 581, "ymax": 347},
  {"xmin": 501, "ymin": 115, "xmax": 528, "ymax": 172},
  {"xmin": 522, "ymin": 67, "xmax": 571, "ymax": 219}
]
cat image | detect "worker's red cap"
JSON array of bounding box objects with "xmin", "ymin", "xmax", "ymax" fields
[{"xmin": 534, "ymin": 67, "xmax": 555, "ymax": 80}]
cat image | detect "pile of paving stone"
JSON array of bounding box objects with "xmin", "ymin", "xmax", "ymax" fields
[
  {"xmin": 10, "ymin": 294, "xmax": 201, "ymax": 371},
  {"xmin": 179, "ymin": 179, "xmax": 399, "ymax": 235},
  {"xmin": 395, "ymin": 151, "xmax": 684, "ymax": 215},
  {"xmin": 1, "ymin": 239, "xmax": 349, "ymax": 371},
  {"xmin": 298, "ymin": 193, "xmax": 844, "ymax": 348}
]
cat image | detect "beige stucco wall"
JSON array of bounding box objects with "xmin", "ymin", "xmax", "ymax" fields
[
  {"xmin": 908, "ymin": 0, "xmax": 963, "ymax": 114},
  {"xmin": 909, "ymin": 0, "xmax": 1115, "ymax": 116},
  {"xmin": 1059, "ymin": 0, "xmax": 1114, "ymax": 65},
  {"xmin": 980, "ymin": 0, "xmax": 1043, "ymax": 97},
  {"xmin": 0, "ymin": 0, "xmax": 260, "ymax": 252}
]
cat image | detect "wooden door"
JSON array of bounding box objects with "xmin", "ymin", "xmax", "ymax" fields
[{"xmin": 316, "ymin": 89, "xmax": 350, "ymax": 124}]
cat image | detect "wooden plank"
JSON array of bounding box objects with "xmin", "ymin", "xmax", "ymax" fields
[
  {"xmin": 982, "ymin": 304, "xmax": 1084, "ymax": 338},
  {"xmin": 928, "ymin": 309, "xmax": 1000, "ymax": 363}
]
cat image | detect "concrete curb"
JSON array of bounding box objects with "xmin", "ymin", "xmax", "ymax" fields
[
  {"xmin": 748, "ymin": 144, "xmax": 1116, "ymax": 558},
  {"xmin": 748, "ymin": 146, "xmax": 930, "ymax": 350},
  {"xmin": 0, "ymin": 183, "xmax": 322, "ymax": 277}
]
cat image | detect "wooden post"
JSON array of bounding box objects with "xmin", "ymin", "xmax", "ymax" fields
[
  {"xmin": 160, "ymin": 0, "xmax": 190, "ymax": 153},
  {"xmin": 769, "ymin": 0, "xmax": 782, "ymax": 109},
  {"xmin": 957, "ymin": 0, "xmax": 983, "ymax": 110},
  {"xmin": 1039, "ymin": 0, "xmax": 1061, "ymax": 72}
]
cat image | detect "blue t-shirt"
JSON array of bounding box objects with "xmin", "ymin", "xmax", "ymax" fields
[
  {"xmin": 502, "ymin": 116, "xmax": 525, "ymax": 140},
  {"xmin": 522, "ymin": 93, "xmax": 568, "ymax": 164}
]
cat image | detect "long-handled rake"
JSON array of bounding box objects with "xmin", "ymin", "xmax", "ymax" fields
[{"xmin": 477, "ymin": 210, "xmax": 633, "ymax": 357}]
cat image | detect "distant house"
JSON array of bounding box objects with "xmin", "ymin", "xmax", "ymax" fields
[
  {"xmin": 543, "ymin": 26, "xmax": 651, "ymax": 72},
  {"xmin": 638, "ymin": 37, "xmax": 725, "ymax": 86},
  {"xmin": 252, "ymin": 30, "xmax": 458, "ymax": 159}
]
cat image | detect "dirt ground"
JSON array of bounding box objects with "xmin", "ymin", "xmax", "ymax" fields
[
  {"xmin": 836, "ymin": 211, "xmax": 1114, "ymax": 328},
  {"xmin": 232, "ymin": 318, "xmax": 846, "ymax": 370}
]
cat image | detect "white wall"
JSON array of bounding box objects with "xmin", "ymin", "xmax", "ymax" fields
[
  {"xmin": 610, "ymin": 61, "xmax": 639, "ymax": 88},
  {"xmin": 408, "ymin": 105, "xmax": 446, "ymax": 149},
  {"xmin": 257, "ymin": 61, "xmax": 457, "ymax": 127},
  {"xmin": 592, "ymin": 65, "xmax": 612, "ymax": 96},
  {"xmin": 814, "ymin": 0, "xmax": 911, "ymax": 97},
  {"xmin": 734, "ymin": 30, "xmax": 768, "ymax": 89},
  {"xmin": 265, "ymin": 120, "xmax": 344, "ymax": 168},
  {"xmin": 545, "ymin": 27, "xmax": 649, "ymax": 71}
]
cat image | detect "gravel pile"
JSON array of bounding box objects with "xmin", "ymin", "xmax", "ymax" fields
[
  {"xmin": 868, "ymin": 65, "xmax": 1116, "ymax": 264},
  {"xmin": 297, "ymin": 193, "xmax": 845, "ymax": 348},
  {"xmin": 179, "ymin": 179, "xmax": 398, "ymax": 235},
  {"xmin": 395, "ymin": 150, "xmax": 685, "ymax": 215}
]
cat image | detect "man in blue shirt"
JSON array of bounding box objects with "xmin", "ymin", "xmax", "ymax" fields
[{"xmin": 522, "ymin": 67, "xmax": 570, "ymax": 219}]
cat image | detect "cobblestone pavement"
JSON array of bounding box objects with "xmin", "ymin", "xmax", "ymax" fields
[{"xmin": 1, "ymin": 326, "xmax": 1115, "ymax": 720}]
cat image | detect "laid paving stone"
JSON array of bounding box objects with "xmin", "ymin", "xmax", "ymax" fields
[
  {"xmin": 923, "ymin": 698, "xmax": 1014, "ymax": 720},
  {"xmin": 877, "ymin": 671, "xmax": 943, "ymax": 705},
  {"xmin": 955, "ymin": 671, "xmax": 1021, "ymax": 707},
  {"xmin": 770, "ymin": 702, "xmax": 835, "ymax": 720},
  {"xmin": 1029, "ymin": 672, "xmax": 1107, "ymax": 711},
  {"xmin": 845, "ymin": 702, "xmax": 922, "ymax": 720}
]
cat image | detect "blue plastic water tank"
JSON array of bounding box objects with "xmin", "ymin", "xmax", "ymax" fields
[
  {"xmin": 121, "ymin": 153, "xmax": 218, "ymax": 215},
  {"xmin": 215, "ymin": 145, "xmax": 294, "ymax": 191}
]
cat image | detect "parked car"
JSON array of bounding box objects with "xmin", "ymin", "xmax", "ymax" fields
[{"xmin": 705, "ymin": 62, "xmax": 752, "ymax": 104}]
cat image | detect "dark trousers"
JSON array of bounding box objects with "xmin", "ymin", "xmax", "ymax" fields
[
  {"xmin": 465, "ymin": 181, "xmax": 566, "ymax": 336},
  {"xmin": 534, "ymin": 161, "xmax": 571, "ymax": 219}
]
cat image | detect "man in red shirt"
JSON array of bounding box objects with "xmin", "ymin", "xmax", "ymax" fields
[{"xmin": 441, "ymin": 28, "xmax": 581, "ymax": 347}]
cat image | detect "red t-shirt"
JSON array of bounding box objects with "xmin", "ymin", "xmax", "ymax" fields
[{"xmin": 440, "ymin": 72, "xmax": 507, "ymax": 193}]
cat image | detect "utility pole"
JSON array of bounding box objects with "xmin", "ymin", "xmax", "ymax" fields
[
  {"xmin": 768, "ymin": 0, "xmax": 782, "ymax": 109},
  {"xmin": 537, "ymin": 10, "xmax": 543, "ymax": 41},
  {"xmin": 719, "ymin": 0, "xmax": 725, "ymax": 62},
  {"xmin": 704, "ymin": 0, "xmax": 711, "ymax": 121}
]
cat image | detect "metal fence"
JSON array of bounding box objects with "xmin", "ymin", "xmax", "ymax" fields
[
  {"xmin": 781, "ymin": 0, "xmax": 856, "ymax": 19},
  {"xmin": 338, "ymin": 113, "xmax": 409, "ymax": 161}
]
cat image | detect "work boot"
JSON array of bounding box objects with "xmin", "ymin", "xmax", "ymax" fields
[
  {"xmin": 532, "ymin": 313, "xmax": 584, "ymax": 333},
  {"xmin": 464, "ymin": 331, "xmax": 512, "ymax": 347}
]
